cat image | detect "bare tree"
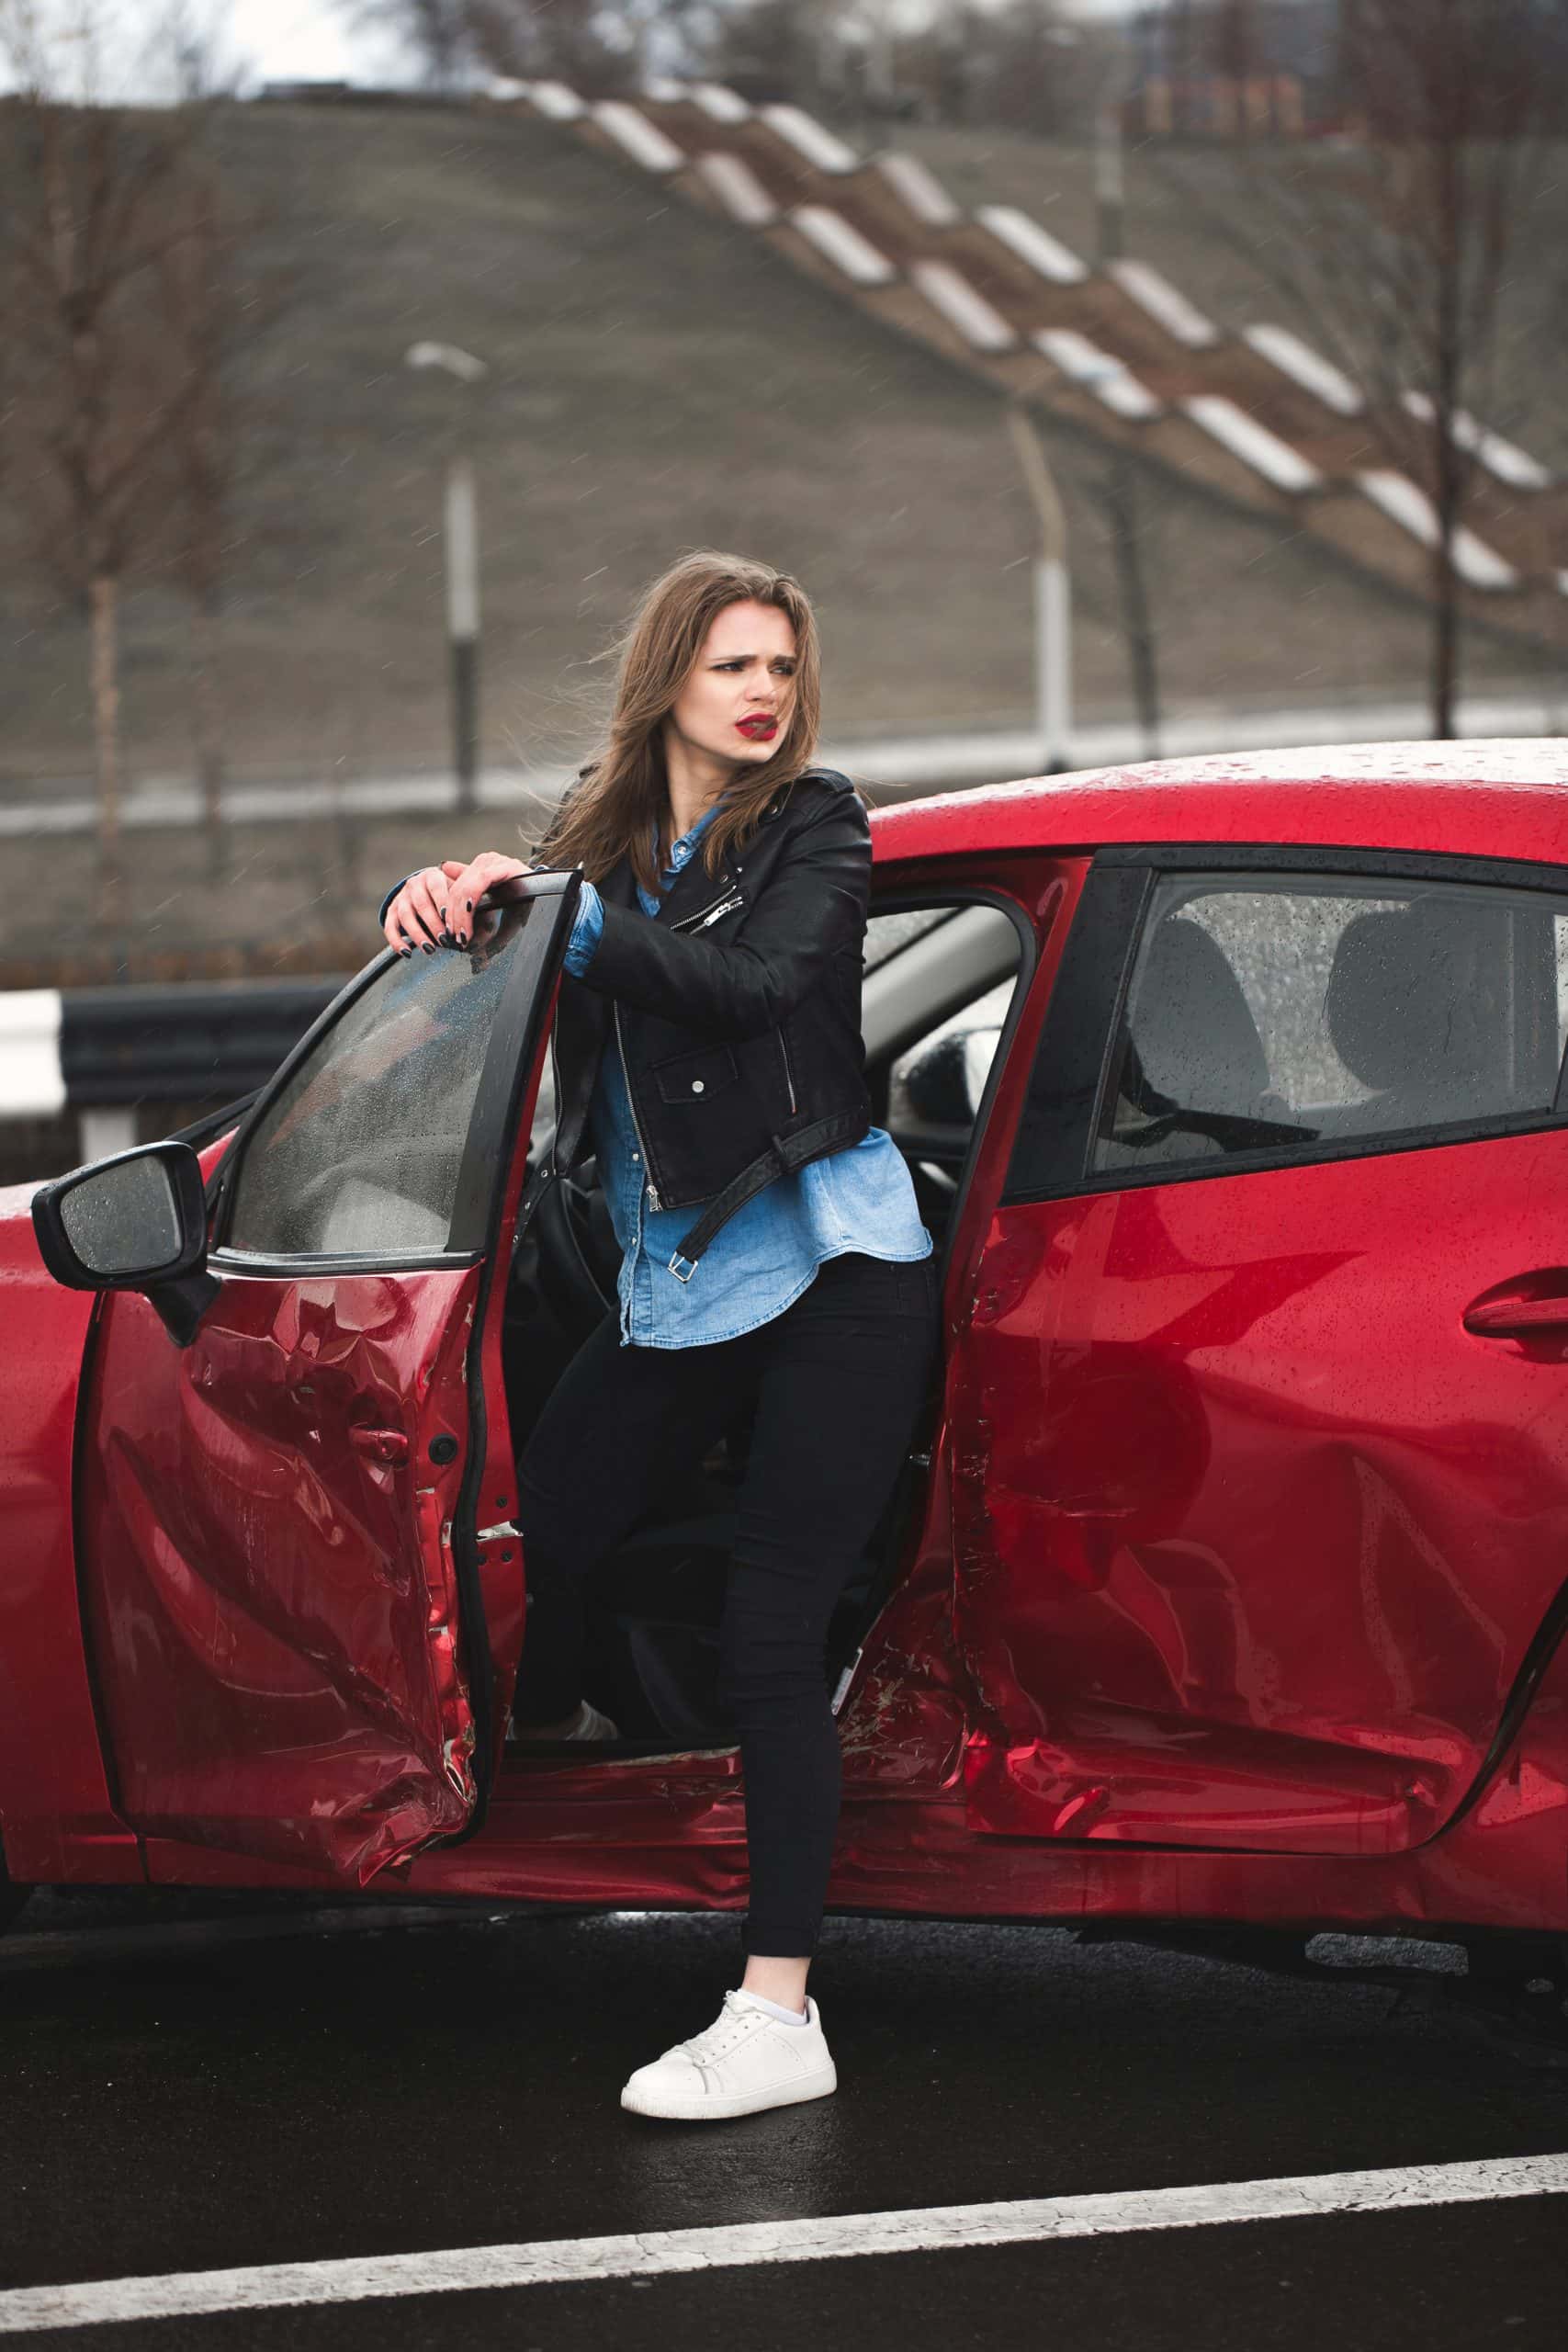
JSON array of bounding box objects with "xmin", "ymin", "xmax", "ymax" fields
[
  {"xmin": 143, "ymin": 4, "xmax": 288, "ymax": 874},
  {"xmin": 348, "ymin": 0, "xmax": 472, "ymax": 90},
  {"xmin": 938, "ymin": 0, "xmax": 1099, "ymax": 138},
  {"xmin": 902, "ymin": 3, "xmax": 990, "ymax": 127},
  {"xmin": 415, "ymin": 0, "xmax": 661, "ymax": 91},
  {"xmin": 1156, "ymin": 0, "xmax": 1552, "ymax": 737},
  {"xmin": 1204, "ymin": 0, "xmax": 1254, "ymax": 135},
  {"xmin": 1100, "ymin": 454, "xmax": 1163, "ymax": 760},
  {"xmin": 707, "ymin": 0, "xmax": 825, "ymax": 101},
  {"xmin": 153, "ymin": 157, "xmax": 288, "ymax": 876},
  {"xmin": 0, "ymin": 2, "xmax": 211, "ymax": 914}
]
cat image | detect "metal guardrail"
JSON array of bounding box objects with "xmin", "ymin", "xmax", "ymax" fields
[{"xmin": 0, "ymin": 979, "xmax": 346, "ymax": 1121}]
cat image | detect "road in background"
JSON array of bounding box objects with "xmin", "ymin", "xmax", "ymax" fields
[{"xmin": 2, "ymin": 685, "xmax": 1562, "ymax": 838}]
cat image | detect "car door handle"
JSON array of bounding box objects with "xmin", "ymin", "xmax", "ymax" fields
[
  {"xmin": 1463, "ymin": 1291, "xmax": 1568, "ymax": 1340},
  {"xmin": 349, "ymin": 1425, "xmax": 410, "ymax": 1464}
]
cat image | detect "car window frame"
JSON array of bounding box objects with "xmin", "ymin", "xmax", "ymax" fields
[
  {"xmin": 205, "ymin": 873, "xmax": 581, "ymax": 1276},
  {"xmin": 1002, "ymin": 840, "xmax": 1568, "ymax": 1206},
  {"xmin": 177, "ymin": 1089, "xmax": 264, "ymax": 1155},
  {"xmin": 866, "ymin": 880, "xmax": 1038, "ymax": 1259}
]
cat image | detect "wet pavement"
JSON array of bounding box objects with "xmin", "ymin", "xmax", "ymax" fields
[{"xmin": 3, "ymin": 1889, "xmax": 1566, "ymax": 2347}]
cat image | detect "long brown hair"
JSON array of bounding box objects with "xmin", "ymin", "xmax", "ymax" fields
[{"xmin": 531, "ymin": 550, "xmax": 828, "ymax": 892}]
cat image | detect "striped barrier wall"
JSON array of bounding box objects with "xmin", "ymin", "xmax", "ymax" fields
[
  {"xmin": 473, "ymin": 75, "xmax": 1565, "ymax": 632},
  {"xmin": 0, "ymin": 979, "xmax": 344, "ymax": 1161}
]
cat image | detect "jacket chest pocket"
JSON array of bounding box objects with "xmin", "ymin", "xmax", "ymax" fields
[{"xmin": 652, "ymin": 1041, "xmax": 740, "ymax": 1105}]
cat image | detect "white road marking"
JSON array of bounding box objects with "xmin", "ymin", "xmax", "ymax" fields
[{"xmin": 2, "ymin": 2153, "xmax": 1564, "ymax": 2332}]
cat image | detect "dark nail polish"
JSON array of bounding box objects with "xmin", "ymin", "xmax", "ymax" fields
[
  {"xmin": 423, "ymin": 943, "xmax": 434, "ymax": 955},
  {"xmin": 465, "ymin": 899, "xmax": 472, "ymax": 910}
]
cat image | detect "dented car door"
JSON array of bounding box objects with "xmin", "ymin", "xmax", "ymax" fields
[
  {"xmin": 73, "ymin": 877, "xmax": 577, "ymax": 1885},
  {"xmin": 953, "ymin": 847, "xmax": 1568, "ymax": 1854}
]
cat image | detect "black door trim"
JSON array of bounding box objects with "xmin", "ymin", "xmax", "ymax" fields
[{"xmin": 1096, "ymin": 839, "xmax": 1568, "ymax": 896}]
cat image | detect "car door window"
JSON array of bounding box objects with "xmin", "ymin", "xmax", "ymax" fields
[
  {"xmin": 1097, "ymin": 873, "xmax": 1568, "ymax": 1175},
  {"xmin": 221, "ymin": 892, "xmax": 566, "ymax": 1259},
  {"xmin": 862, "ymin": 902, "xmax": 1024, "ymax": 1136},
  {"xmin": 889, "ymin": 977, "xmax": 1018, "ymax": 1133}
]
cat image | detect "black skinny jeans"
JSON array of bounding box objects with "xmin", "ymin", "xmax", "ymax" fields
[{"xmin": 512, "ymin": 1249, "xmax": 940, "ymax": 1959}]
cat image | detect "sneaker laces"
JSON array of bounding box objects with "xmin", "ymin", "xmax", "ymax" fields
[{"xmin": 676, "ymin": 1991, "xmax": 763, "ymax": 2066}]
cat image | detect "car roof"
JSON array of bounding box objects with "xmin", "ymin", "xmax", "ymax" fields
[{"xmin": 869, "ymin": 738, "xmax": 1568, "ymax": 872}]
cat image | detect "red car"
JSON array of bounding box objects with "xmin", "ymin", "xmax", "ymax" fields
[{"xmin": 7, "ymin": 741, "xmax": 1568, "ymax": 1957}]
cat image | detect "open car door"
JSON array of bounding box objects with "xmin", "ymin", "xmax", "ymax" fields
[{"xmin": 70, "ymin": 875, "xmax": 578, "ymax": 1886}]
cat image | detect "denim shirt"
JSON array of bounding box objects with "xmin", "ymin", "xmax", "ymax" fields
[{"xmin": 565, "ymin": 802, "xmax": 931, "ymax": 1350}]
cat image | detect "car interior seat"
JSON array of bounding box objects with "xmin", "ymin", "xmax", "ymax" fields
[
  {"xmin": 1101, "ymin": 914, "xmax": 1292, "ymax": 1163},
  {"xmin": 1321, "ymin": 900, "xmax": 1514, "ymax": 1137}
]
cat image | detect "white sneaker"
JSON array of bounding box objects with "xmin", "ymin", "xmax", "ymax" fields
[{"xmin": 620, "ymin": 1989, "xmax": 837, "ymax": 2121}]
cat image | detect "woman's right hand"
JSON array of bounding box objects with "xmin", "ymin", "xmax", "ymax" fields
[
  {"xmin": 384, "ymin": 862, "xmax": 465, "ymax": 956},
  {"xmin": 383, "ymin": 854, "xmax": 529, "ymax": 955}
]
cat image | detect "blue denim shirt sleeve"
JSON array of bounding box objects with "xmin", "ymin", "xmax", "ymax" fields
[{"xmin": 562, "ymin": 880, "xmax": 604, "ymax": 976}]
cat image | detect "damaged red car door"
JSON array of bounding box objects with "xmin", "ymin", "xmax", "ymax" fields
[
  {"xmin": 955, "ymin": 847, "xmax": 1568, "ymax": 1854},
  {"xmin": 72, "ymin": 878, "xmax": 577, "ymax": 1885}
]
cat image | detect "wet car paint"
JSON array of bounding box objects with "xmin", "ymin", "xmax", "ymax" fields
[
  {"xmin": 953, "ymin": 1128, "xmax": 1568, "ymax": 1855},
  {"xmin": 74, "ymin": 1263, "xmax": 481, "ymax": 1883},
  {"xmin": 0, "ymin": 1179, "xmax": 139, "ymax": 1885}
]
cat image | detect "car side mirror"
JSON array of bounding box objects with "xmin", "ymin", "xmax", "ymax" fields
[
  {"xmin": 901, "ymin": 1028, "xmax": 1002, "ymax": 1127},
  {"xmin": 31, "ymin": 1141, "xmax": 221, "ymax": 1345},
  {"xmin": 901, "ymin": 1033, "xmax": 976, "ymax": 1127}
]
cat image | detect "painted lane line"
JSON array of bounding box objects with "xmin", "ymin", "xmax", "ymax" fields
[{"xmin": 2, "ymin": 2153, "xmax": 1565, "ymax": 2333}]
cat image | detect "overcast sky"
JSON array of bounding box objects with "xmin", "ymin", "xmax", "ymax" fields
[
  {"xmin": 224, "ymin": 1, "xmax": 417, "ymax": 88},
  {"xmin": 222, "ymin": 1, "xmax": 1134, "ymax": 88},
  {"xmin": 1, "ymin": 1, "xmax": 1137, "ymax": 99},
  {"xmin": 0, "ymin": 2, "xmax": 421, "ymax": 95}
]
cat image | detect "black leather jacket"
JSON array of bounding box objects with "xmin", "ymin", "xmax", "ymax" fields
[{"xmin": 546, "ymin": 765, "xmax": 874, "ymax": 1272}]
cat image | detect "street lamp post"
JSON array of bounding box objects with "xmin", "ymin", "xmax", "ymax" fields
[
  {"xmin": 1044, "ymin": 18, "xmax": 1137, "ymax": 264},
  {"xmin": 404, "ymin": 340, "xmax": 489, "ymax": 815},
  {"xmin": 1006, "ymin": 403, "xmax": 1073, "ymax": 776},
  {"xmin": 1095, "ymin": 94, "xmax": 1126, "ymax": 261}
]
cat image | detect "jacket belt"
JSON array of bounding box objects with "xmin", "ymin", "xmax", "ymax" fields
[{"xmin": 667, "ymin": 1107, "xmax": 870, "ymax": 1281}]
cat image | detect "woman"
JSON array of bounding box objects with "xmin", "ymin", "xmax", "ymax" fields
[{"xmin": 380, "ymin": 550, "xmax": 939, "ymax": 2122}]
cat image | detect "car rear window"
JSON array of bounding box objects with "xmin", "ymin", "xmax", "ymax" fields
[{"xmin": 1096, "ymin": 872, "xmax": 1568, "ymax": 1175}]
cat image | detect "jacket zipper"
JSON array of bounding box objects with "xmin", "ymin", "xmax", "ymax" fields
[
  {"xmin": 778, "ymin": 1026, "xmax": 797, "ymax": 1114},
  {"xmin": 612, "ymin": 867, "xmax": 744, "ymax": 1209},
  {"xmin": 670, "ymin": 886, "xmax": 744, "ymax": 935},
  {"xmin": 667, "ymin": 875, "xmax": 793, "ymax": 1110},
  {"xmin": 614, "ymin": 998, "xmax": 662, "ymax": 1211}
]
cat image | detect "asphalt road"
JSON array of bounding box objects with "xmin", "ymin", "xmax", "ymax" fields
[{"xmin": 3, "ymin": 1889, "xmax": 1566, "ymax": 2349}]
